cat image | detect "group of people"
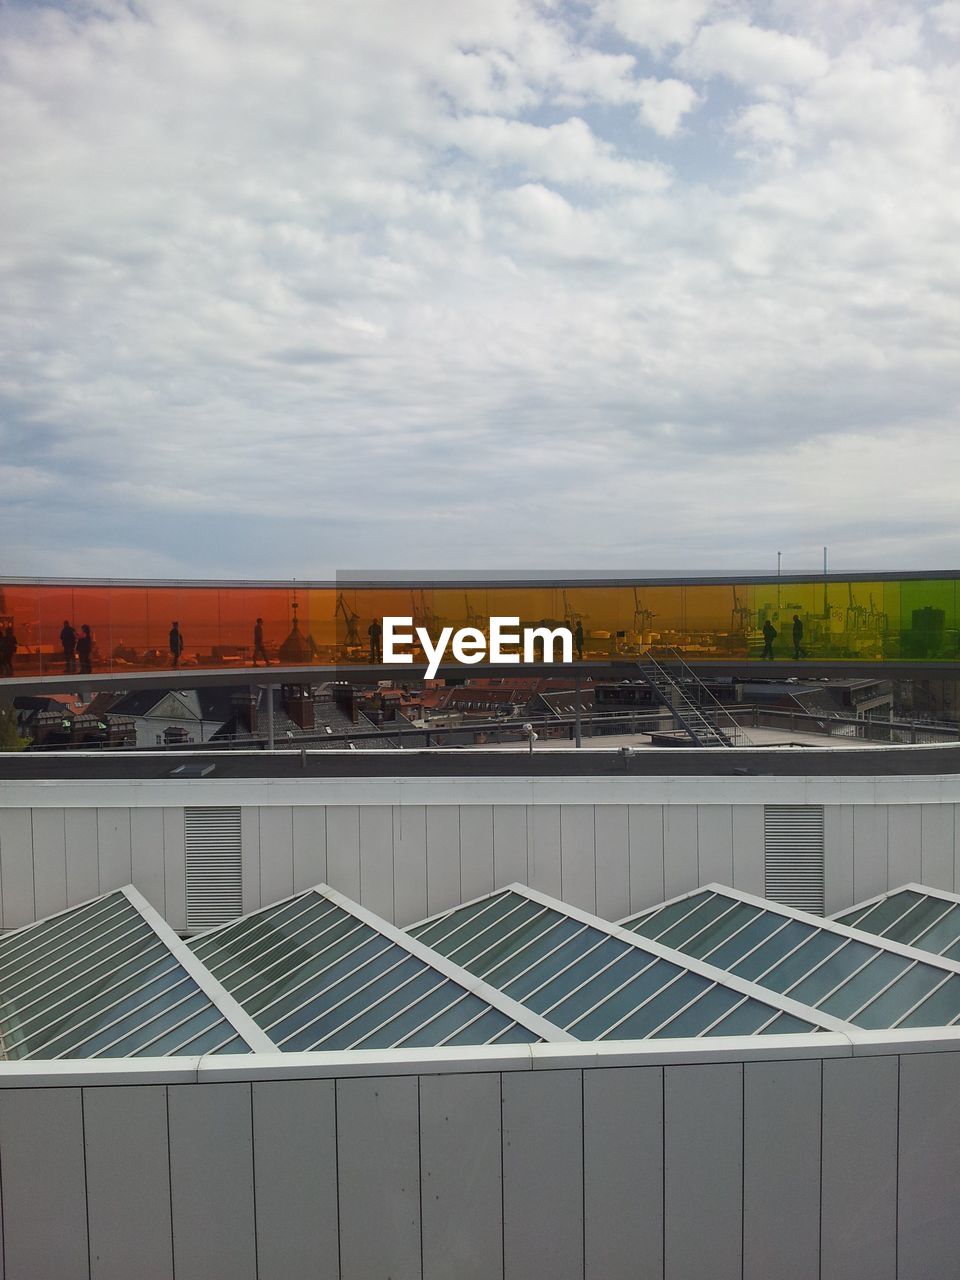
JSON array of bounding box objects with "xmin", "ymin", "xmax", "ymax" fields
[
  {"xmin": 59, "ymin": 621, "xmax": 95, "ymax": 674},
  {"xmin": 761, "ymin": 614, "xmax": 806, "ymax": 660}
]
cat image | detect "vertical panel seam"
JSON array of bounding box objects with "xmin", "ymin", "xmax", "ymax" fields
[
  {"xmin": 417, "ymin": 1076, "xmax": 424, "ymax": 1280},
  {"xmin": 165, "ymin": 1086, "xmax": 176, "ymax": 1280},
  {"xmin": 334, "ymin": 1080, "xmax": 343, "ymax": 1280},
  {"xmin": 740, "ymin": 1063, "xmax": 745, "ymax": 1280},
  {"xmin": 580, "ymin": 1070, "xmax": 586, "ymax": 1280},
  {"xmin": 81, "ymin": 1088, "xmax": 92, "ymax": 1280},
  {"xmin": 249, "ymin": 1083, "xmax": 260, "ymax": 1280},
  {"xmin": 895, "ymin": 1055, "xmax": 901, "ymax": 1280},
  {"xmin": 818, "ymin": 1058, "xmax": 824, "ymax": 1280}
]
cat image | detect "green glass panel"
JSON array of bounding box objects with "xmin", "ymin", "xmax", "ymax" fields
[
  {"xmin": 499, "ymin": 930, "xmax": 609, "ymax": 1000},
  {"xmin": 902, "ymin": 906, "xmax": 960, "ymax": 956},
  {"xmin": 121, "ymin": 1001, "xmax": 225, "ymax": 1058},
  {"xmin": 489, "ymin": 1022, "xmax": 543, "ymax": 1044},
  {"xmin": 729, "ymin": 920, "xmax": 812, "ymax": 979},
  {"xmin": 700, "ymin": 911, "xmax": 787, "ymax": 967},
  {"xmin": 759, "ymin": 1012, "xmax": 816, "ymax": 1034},
  {"xmin": 47, "ymin": 988, "xmax": 209, "ymax": 1059},
  {"xmin": 854, "ymin": 965, "xmax": 946, "ymax": 1029},
  {"xmin": 707, "ymin": 999, "xmax": 779, "ymax": 1036},
  {"xmin": 840, "ymin": 890, "xmax": 924, "ymax": 935},
  {"xmin": 261, "ymin": 938, "xmax": 400, "ymax": 1032},
  {"xmin": 409, "ymin": 892, "xmax": 510, "ymax": 947},
  {"xmin": 240, "ymin": 928, "xmax": 384, "ymax": 1017},
  {"xmin": 227, "ymin": 910, "xmax": 367, "ymax": 1005},
  {"xmin": 656, "ymin": 895, "xmax": 734, "ymax": 950},
  {"xmin": 682, "ymin": 902, "xmax": 763, "ymax": 960},
  {"xmin": 898, "ymin": 976, "xmax": 960, "ymax": 1027},
  {"xmin": 522, "ymin": 936, "xmax": 634, "ymax": 1016},
  {"xmin": 318, "ymin": 969, "xmax": 451, "ymax": 1050},
  {"xmin": 482, "ymin": 916, "xmax": 585, "ymax": 988},
  {"xmin": 272, "ymin": 953, "xmax": 424, "ymax": 1048},
  {"xmin": 821, "ymin": 953, "xmax": 911, "ymax": 1020},
  {"xmin": 650, "ymin": 985, "xmax": 743, "ymax": 1037},
  {"xmin": 882, "ymin": 898, "xmax": 956, "ymax": 946},
  {"xmin": 570, "ymin": 956, "xmax": 683, "ymax": 1039},
  {"xmin": 443, "ymin": 898, "xmax": 548, "ymax": 969},
  {"xmin": 543, "ymin": 946, "xmax": 658, "ymax": 1026},
  {"xmin": 785, "ymin": 938, "xmax": 877, "ymax": 1006},
  {"xmin": 444, "ymin": 1007, "xmax": 522, "ymax": 1045},
  {"xmin": 759, "ymin": 931, "xmax": 849, "ymax": 994},
  {"xmin": 600, "ymin": 972, "xmax": 711, "ymax": 1040},
  {"xmin": 398, "ymin": 992, "xmax": 511, "ymax": 1048},
  {"xmin": 624, "ymin": 894, "xmax": 711, "ymax": 940}
]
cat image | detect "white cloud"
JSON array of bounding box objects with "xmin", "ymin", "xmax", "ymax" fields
[
  {"xmin": 0, "ymin": 0, "xmax": 958, "ymax": 574},
  {"xmin": 677, "ymin": 20, "xmax": 830, "ymax": 87},
  {"xmin": 635, "ymin": 78, "xmax": 702, "ymax": 136},
  {"xmin": 930, "ymin": 2, "xmax": 960, "ymax": 38},
  {"xmin": 594, "ymin": 0, "xmax": 716, "ymax": 55}
]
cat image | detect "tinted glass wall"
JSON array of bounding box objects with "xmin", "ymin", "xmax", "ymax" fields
[{"xmin": 0, "ymin": 576, "xmax": 956, "ymax": 675}]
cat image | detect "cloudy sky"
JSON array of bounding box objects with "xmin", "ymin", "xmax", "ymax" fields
[{"xmin": 2, "ymin": 0, "xmax": 959, "ymax": 579}]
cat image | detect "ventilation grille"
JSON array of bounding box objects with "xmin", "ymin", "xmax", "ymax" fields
[
  {"xmin": 763, "ymin": 805, "xmax": 825, "ymax": 914},
  {"xmin": 184, "ymin": 807, "xmax": 242, "ymax": 930}
]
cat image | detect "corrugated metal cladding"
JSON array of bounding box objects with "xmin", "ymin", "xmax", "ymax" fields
[
  {"xmin": 763, "ymin": 804, "xmax": 825, "ymax": 913},
  {"xmin": 184, "ymin": 807, "xmax": 242, "ymax": 930}
]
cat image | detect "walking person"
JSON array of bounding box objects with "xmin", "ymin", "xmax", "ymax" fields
[
  {"xmin": 761, "ymin": 618, "xmax": 777, "ymax": 661},
  {"xmin": 77, "ymin": 624, "xmax": 93, "ymax": 675},
  {"xmin": 792, "ymin": 614, "xmax": 805, "ymax": 660},
  {"xmin": 60, "ymin": 620, "xmax": 78, "ymax": 674},
  {"xmin": 0, "ymin": 625, "xmax": 17, "ymax": 678},
  {"xmin": 252, "ymin": 617, "xmax": 269, "ymax": 666},
  {"xmin": 368, "ymin": 618, "xmax": 382, "ymax": 664},
  {"xmin": 169, "ymin": 621, "xmax": 184, "ymax": 669},
  {"xmin": 574, "ymin": 619, "xmax": 584, "ymax": 660}
]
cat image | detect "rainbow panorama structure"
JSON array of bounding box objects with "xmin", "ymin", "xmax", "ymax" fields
[{"xmin": 0, "ymin": 572, "xmax": 959, "ymax": 1279}]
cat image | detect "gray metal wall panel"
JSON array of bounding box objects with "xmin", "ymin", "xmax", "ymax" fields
[
  {"xmin": 360, "ymin": 805, "xmax": 395, "ymax": 923},
  {"xmin": 898, "ymin": 1049, "xmax": 960, "ymax": 1280},
  {"xmin": 425, "ymin": 805, "xmax": 461, "ymax": 917},
  {"xmin": 852, "ymin": 805, "xmax": 889, "ymax": 904},
  {"xmin": 291, "ymin": 805, "xmax": 327, "ymax": 893},
  {"xmin": 84, "ymin": 1085, "xmax": 173, "ymax": 1280},
  {"xmin": 162, "ymin": 807, "xmax": 187, "ymax": 931},
  {"xmin": 527, "ymin": 804, "xmax": 561, "ymax": 899},
  {"xmin": 130, "ymin": 807, "xmax": 166, "ymax": 916},
  {"xmin": 583, "ymin": 1066, "xmax": 663, "ymax": 1280},
  {"xmin": 821, "ymin": 1055, "xmax": 897, "ymax": 1280},
  {"xmin": 31, "ymin": 808, "xmax": 66, "ymax": 919},
  {"xmin": 326, "ymin": 806, "xmax": 361, "ymax": 901},
  {"xmin": 888, "ymin": 804, "xmax": 922, "ymax": 888},
  {"xmin": 337, "ymin": 1075, "xmax": 421, "ymax": 1280},
  {"xmin": 493, "ymin": 806, "xmax": 528, "ymax": 889},
  {"xmin": 561, "ymin": 806, "xmax": 597, "ymax": 913},
  {"xmin": 167, "ymin": 1083, "xmax": 257, "ymax": 1280},
  {"xmin": 64, "ymin": 807, "xmax": 100, "ymax": 907},
  {"xmin": 394, "ymin": 805, "xmax": 428, "ymax": 927},
  {"xmin": 0, "ymin": 808, "xmax": 34, "ymax": 929},
  {"xmin": 501, "ymin": 1069, "xmax": 583, "ymax": 1280},
  {"xmin": 96, "ymin": 808, "xmax": 132, "ymax": 890},
  {"xmin": 823, "ymin": 805, "xmax": 854, "ymax": 914},
  {"xmin": 743, "ymin": 1059, "xmax": 821, "ymax": 1280},
  {"xmin": 420, "ymin": 1072, "xmax": 502, "ymax": 1280},
  {"xmin": 459, "ymin": 805, "xmax": 495, "ymax": 905},
  {"xmin": 240, "ymin": 806, "xmax": 261, "ymax": 914},
  {"xmin": 628, "ymin": 805, "xmax": 665, "ymax": 913},
  {"xmin": 594, "ymin": 804, "xmax": 629, "ymax": 920},
  {"xmin": 697, "ymin": 805, "xmax": 734, "ymax": 886},
  {"xmin": 0, "ymin": 1087, "xmax": 88, "ymax": 1280},
  {"xmin": 252, "ymin": 1080, "xmax": 339, "ymax": 1280},
  {"xmin": 732, "ymin": 804, "xmax": 764, "ymax": 893},
  {"xmin": 921, "ymin": 803, "xmax": 956, "ymax": 890},
  {"xmin": 662, "ymin": 805, "xmax": 698, "ymax": 900},
  {"xmin": 259, "ymin": 806, "xmax": 294, "ymax": 907},
  {"xmin": 664, "ymin": 1063, "xmax": 742, "ymax": 1280}
]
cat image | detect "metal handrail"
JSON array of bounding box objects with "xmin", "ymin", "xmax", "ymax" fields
[{"xmin": 650, "ymin": 646, "xmax": 755, "ymax": 747}]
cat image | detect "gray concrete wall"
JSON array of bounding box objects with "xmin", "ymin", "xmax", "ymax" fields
[
  {"xmin": 1, "ymin": 773, "xmax": 959, "ymax": 931},
  {"xmin": 0, "ymin": 1041, "xmax": 955, "ymax": 1280}
]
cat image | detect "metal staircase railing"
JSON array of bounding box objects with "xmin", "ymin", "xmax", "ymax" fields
[
  {"xmin": 636, "ymin": 649, "xmax": 750, "ymax": 747},
  {"xmin": 655, "ymin": 646, "xmax": 754, "ymax": 747}
]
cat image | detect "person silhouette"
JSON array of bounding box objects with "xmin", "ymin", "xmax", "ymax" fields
[
  {"xmin": 574, "ymin": 619, "xmax": 584, "ymax": 660},
  {"xmin": 77, "ymin": 624, "xmax": 93, "ymax": 675},
  {"xmin": 252, "ymin": 617, "xmax": 268, "ymax": 666},
  {"xmin": 60, "ymin": 620, "xmax": 78, "ymax": 673},
  {"xmin": 0, "ymin": 625, "xmax": 17, "ymax": 677},
  {"xmin": 169, "ymin": 621, "xmax": 184, "ymax": 669},
  {"xmin": 368, "ymin": 618, "xmax": 382, "ymax": 664},
  {"xmin": 792, "ymin": 614, "xmax": 805, "ymax": 660},
  {"xmin": 762, "ymin": 618, "xmax": 777, "ymax": 661}
]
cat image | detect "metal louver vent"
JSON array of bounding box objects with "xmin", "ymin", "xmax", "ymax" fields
[
  {"xmin": 185, "ymin": 807, "xmax": 242, "ymax": 931},
  {"xmin": 763, "ymin": 805, "xmax": 825, "ymax": 914}
]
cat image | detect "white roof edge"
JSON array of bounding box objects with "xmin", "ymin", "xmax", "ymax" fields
[
  {"xmin": 830, "ymin": 882, "xmax": 960, "ymax": 919},
  {"xmin": 485, "ymin": 884, "xmax": 857, "ymax": 1037},
  {"xmin": 316, "ymin": 885, "xmax": 575, "ymax": 1044},
  {"xmin": 637, "ymin": 882, "xmax": 960, "ymax": 978},
  {"xmin": 121, "ymin": 886, "xmax": 278, "ymax": 1054},
  {"xmin": 405, "ymin": 883, "xmax": 515, "ymax": 933}
]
